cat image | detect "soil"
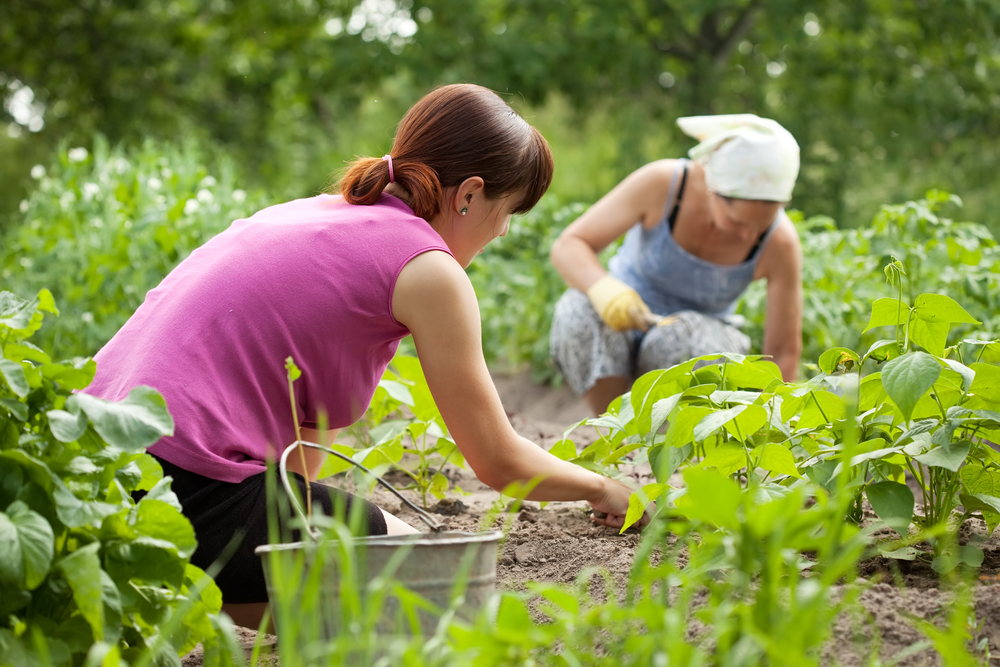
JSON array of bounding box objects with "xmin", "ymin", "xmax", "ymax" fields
[{"xmin": 182, "ymin": 371, "xmax": 1000, "ymax": 666}]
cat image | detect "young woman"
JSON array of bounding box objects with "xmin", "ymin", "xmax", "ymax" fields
[
  {"xmin": 549, "ymin": 114, "xmax": 804, "ymax": 415},
  {"xmin": 84, "ymin": 84, "xmax": 641, "ymax": 628}
]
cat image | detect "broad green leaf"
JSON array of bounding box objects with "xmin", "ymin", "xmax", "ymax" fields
[
  {"xmin": 316, "ymin": 443, "xmax": 359, "ymax": 477},
  {"xmin": 621, "ymin": 483, "xmax": 664, "ymax": 533},
  {"xmin": 818, "ymin": 347, "xmax": 861, "ymax": 374},
  {"xmin": 75, "ymin": 386, "xmax": 174, "ymax": 452},
  {"xmin": 7, "ymin": 501, "xmax": 55, "ymax": 590},
  {"xmin": 959, "ymin": 494, "xmax": 1000, "ymax": 535},
  {"xmin": 866, "ymin": 481, "xmax": 914, "ymax": 536},
  {"xmin": 134, "ymin": 499, "xmax": 197, "ymax": 559},
  {"xmin": 698, "ymin": 442, "xmax": 747, "ymax": 476},
  {"xmin": 41, "ymin": 359, "xmax": 97, "ymax": 391},
  {"xmin": 547, "ymin": 439, "xmax": 577, "ymax": 460},
  {"xmin": 941, "ymin": 359, "xmax": 975, "ymax": 392},
  {"xmin": 693, "ymin": 405, "xmax": 746, "ymax": 441},
  {"xmin": 970, "ymin": 363, "xmax": 1000, "ymax": 402},
  {"xmin": 59, "ymin": 542, "xmax": 105, "ymax": 640},
  {"xmin": 909, "ymin": 318, "xmax": 950, "ymax": 358},
  {"xmin": 864, "ymin": 298, "xmax": 910, "ymax": 332},
  {"xmin": 650, "ymin": 443, "xmax": 691, "ymax": 483},
  {"xmin": 862, "ymin": 339, "xmax": 902, "ymax": 364},
  {"xmin": 630, "ymin": 361, "xmax": 696, "ymax": 418},
  {"xmin": 677, "ymin": 468, "xmax": 741, "ymax": 530},
  {"xmin": 881, "ymin": 352, "xmax": 941, "ymax": 421},
  {"xmin": 960, "ymin": 463, "xmax": 1000, "ymax": 533},
  {"xmin": 0, "ymin": 289, "xmax": 57, "ymax": 332},
  {"xmin": 391, "ymin": 355, "xmax": 441, "ymax": 424},
  {"xmin": 649, "ymin": 394, "xmax": 682, "ymax": 434},
  {"xmin": 377, "ymin": 379, "xmax": 414, "ymax": 407},
  {"xmin": 0, "ymin": 359, "xmax": 29, "ymax": 398},
  {"xmin": 0, "ymin": 513, "xmax": 24, "ymax": 586},
  {"xmin": 913, "ymin": 439, "xmax": 971, "ymax": 472},
  {"xmin": 664, "ymin": 406, "xmax": 712, "ymax": 448},
  {"xmin": 752, "ymin": 444, "xmax": 802, "ymax": 478},
  {"xmin": 913, "ymin": 293, "xmax": 980, "ymax": 325},
  {"xmin": 879, "ymin": 546, "xmax": 919, "ymax": 560},
  {"xmin": 47, "ymin": 409, "xmax": 88, "ymax": 443},
  {"xmin": 723, "ymin": 362, "xmax": 779, "ymax": 389},
  {"xmin": 725, "ymin": 404, "xmax": 767, "ymax": 441},
  {"xmin": 797, "ymin": 391, "xmax": 845, "ymax": 429}
]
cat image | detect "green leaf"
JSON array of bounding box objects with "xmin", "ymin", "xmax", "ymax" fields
[
  {"xmin": 0, "ymin": 512, "xmax": 25, "ymax": 586},
  {"xmin": 752, "ymin": 444, "xmax": 802, "ymax": 479},
  {"xmin": 75, "ymin": 386, "xmax": 174, "ymax": 452},
  {"xmin": 41, "ymin": 359, "xmax": 97, "ymax": 391},
  {"xmin": 677, "ymin": 468, "xmax": 741, "ymax": 530},
  {"xmin": 47, "ymin": 409, "xmax": 88, "ymax": 443},
  {"xmin": 693, "ymin": 405, "xmax": 746, "ymax": 441},
  {"xmin": 376, "ymin": 379, "xmax": 415, "ymax": 407},
  {"xmin": 866, "ymin": 481, "xmax": 914, "ymax": 536},
  {"xmin": 864, "ymin": 298, "xmax": 911, "ymax": 332},
  {"xmin": 970, "ymin": 363, "xmax": 1000, "ymax": 402},
  {"xmin": 621, "ymin": 484, "xmax": 664, "ymax": 533},
  {"xmin": 797, "ymin": 390, "xmax": 845, "ymax": 429},
  {"xmin": 818, "ymin": 347, "xmax": 861, "ymax": 374},
  {"xmin": 725, "ymin": 404, "xmax": 767, "ymax": 441},
  {"xmin": 960, "ymin": 463, "xmax": 1000, "ymax": 533},
  {"xmin": 649, "ymin": 394, "xmax": 682, "ymax": 435},
  {"xmin": 59, "ymin": 542, "xmax": 105, "ymax": 640},
  {"xmin": 863, "ymin": 339, "xmax": 902, "ymax": 364},
  {"xmin": 548, "ymin": 439, "xmax": 577, "ymax": 461},
  {"xmin": 134, "ymin": 499, "xmax": 197, "ymax": 559},
  {"xmin": 913, "ymin": 294, "xmax": 980, "ymax": 325},
  {"xmin": 910, "ymin": 318, "xmax": 950, "ymax": 357},
  {"xmin": 881, "ymin": 352, "xmax": 941, "ymax": 422},
  {"xmin": 7, "ymin": 501, "xmax": 54, "ymax": 590},
  {"xmin": 941, "ymin": 359, "xmax": 975, "ymax": 392},
  {"xmin": 913, "ymin": 439, "xmax": 970, "ymax": 472},
  {"xmin": 316, "ymin": 443, "xmax": 362, "ymax": 477},
  {"xmin": 698, "ymin": 442, "xmax": 747, "ymax": 476},
  {"xmin": 0, "ymin": 359, "xmax": 29, "ymax": 398}
]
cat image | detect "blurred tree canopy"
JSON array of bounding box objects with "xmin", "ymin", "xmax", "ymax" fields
[{"xmin": 2, "ymin": 0, "xmax": 999, "ymax": 226}]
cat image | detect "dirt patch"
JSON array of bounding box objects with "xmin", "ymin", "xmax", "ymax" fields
[{"xmin": 182, "ymin": 372, "xmax": 1000, "ymax": 665}]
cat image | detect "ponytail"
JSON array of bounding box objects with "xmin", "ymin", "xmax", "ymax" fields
[{"xmin": 339, "ymin": 156, "xmax": 444, "ymax": 220}]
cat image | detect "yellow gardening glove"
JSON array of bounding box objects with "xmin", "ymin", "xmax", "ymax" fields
[{"xmin": 586, "ymin": 275, "xmax": 653, "ymax": 332}]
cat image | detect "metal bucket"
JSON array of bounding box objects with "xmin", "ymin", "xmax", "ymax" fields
[{"xmin": 254, "ymin": 441, "xmax": 502, "ymax": 641}]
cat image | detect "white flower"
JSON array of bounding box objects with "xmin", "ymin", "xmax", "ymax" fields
[
  {"xmin": 197, "ymin": 188, "xmax": 214, "ymax": 204},
  {"xmin": 82, "ymin": 182, "xmax": 100, "ymax": 199},
  {"xmin": 68, "ymin": 147, "xmax": 89, "ymax": 163},
  {"xmin": 200, "ymin": 175, "xmax": 217, "ymax": 187},
  {"xmin": 232, "ymin": 189, "xmax": 247, "ymax": 203},
  {"xmin": 30, "ymin": 165, "xmax": 45, "ymax": 179},
  {"xmin": 184, "ymin": 199, "xmax": 200, "ymax": 215},
  {"xmin": 81, "ymin": 312, "xmax": 94, "ymax": 324},
  {"xmin": 147, "ymin": 177, "xmax": 162, "ymax": 190}
]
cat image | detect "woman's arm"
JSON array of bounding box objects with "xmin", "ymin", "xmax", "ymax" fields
[
  {"xmin": 549, "ymin": 160, "xmax": 680, "ymax": 292},
  {"xmin": 756, "ymin": 218, "xmax": 803, "ymax": 381},
  {"xmin": 393, "ymin": 250, "xmax": 642, "ymax": 528}
]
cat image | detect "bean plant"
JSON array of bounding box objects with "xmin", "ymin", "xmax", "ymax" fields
[
  {"xmin": 569, "ymin": 258, "xmax": 1000, "ymax": 575},
  {"xmin": 0, "ymin": 288, "xmax": 239, "ymax": 665},
  {"xmin": 0, "ymin": 138, "xmax": 266, "ymax": 358},
  {"xmin": 319, "ymin": 354, "xmax": 468, "ymax": 509}
]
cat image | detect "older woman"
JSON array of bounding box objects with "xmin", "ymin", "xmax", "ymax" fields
[{"xmin": 550, "ymin": 114, "xmax": 803, "ymax": 415}]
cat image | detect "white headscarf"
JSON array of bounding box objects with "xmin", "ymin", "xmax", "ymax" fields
[{"xmin": 677, "ymin": 114, "xmax": 800, "ymax": 202}]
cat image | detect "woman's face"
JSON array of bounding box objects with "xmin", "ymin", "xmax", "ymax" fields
[
  {"xmin": 453, "ymin": 191, "xmax": 519, "ymax": 268},
  {"xmin": 707, "ymin": 193, "xmax": 783, "ymax": 244}
]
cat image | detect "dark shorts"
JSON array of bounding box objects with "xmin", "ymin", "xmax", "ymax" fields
[{"xmin": 143, "ymin": 455, "xmax": 388, "ymax": 604}]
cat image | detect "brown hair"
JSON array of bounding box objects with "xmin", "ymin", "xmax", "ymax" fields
[{"xmin": 337, "ymin": 84, "xmax": 554, "ymax": 220}]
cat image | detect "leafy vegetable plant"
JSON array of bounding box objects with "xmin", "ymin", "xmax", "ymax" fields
[{"xmin": 0, "ymin": 288, "xmax": 238, "ymax": 665}]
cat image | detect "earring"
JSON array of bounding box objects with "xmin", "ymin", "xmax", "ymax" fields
[{"xmin": 460, "ymin": 207, "xmax": 468, "ymax": 215}]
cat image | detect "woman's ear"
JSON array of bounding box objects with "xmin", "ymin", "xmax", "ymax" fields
[{"xmin": 452, "ymin": 176, "xmax": 486, "ymax": 214}]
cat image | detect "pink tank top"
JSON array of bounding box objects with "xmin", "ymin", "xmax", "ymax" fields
[{"xmin": 85, "ymin": 194, "xmax": 452, "ymax": 483}]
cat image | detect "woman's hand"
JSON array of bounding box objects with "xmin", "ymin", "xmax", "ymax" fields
[{"xmin": 588, "ymin": 477, "xmax": 653, "ymax": 530}]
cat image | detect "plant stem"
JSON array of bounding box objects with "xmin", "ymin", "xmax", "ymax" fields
[{"xmin": 287, "ymin": 374, "xmax": 311, "ymax": 518}]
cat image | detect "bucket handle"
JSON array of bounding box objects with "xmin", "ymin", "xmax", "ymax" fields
[{"xmin": 278, "ymin": 440, "xmax": 445, "ymax": 540}]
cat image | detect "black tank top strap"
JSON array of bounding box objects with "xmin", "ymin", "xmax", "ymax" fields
[{"xmin": 667, "ymin": 160, "xmax": 690, "ymax": 231}]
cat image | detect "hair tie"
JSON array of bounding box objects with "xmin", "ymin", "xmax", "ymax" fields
[{"xmin": 382, "ymin": 154, "xmax": 394, "ymax": 183}]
